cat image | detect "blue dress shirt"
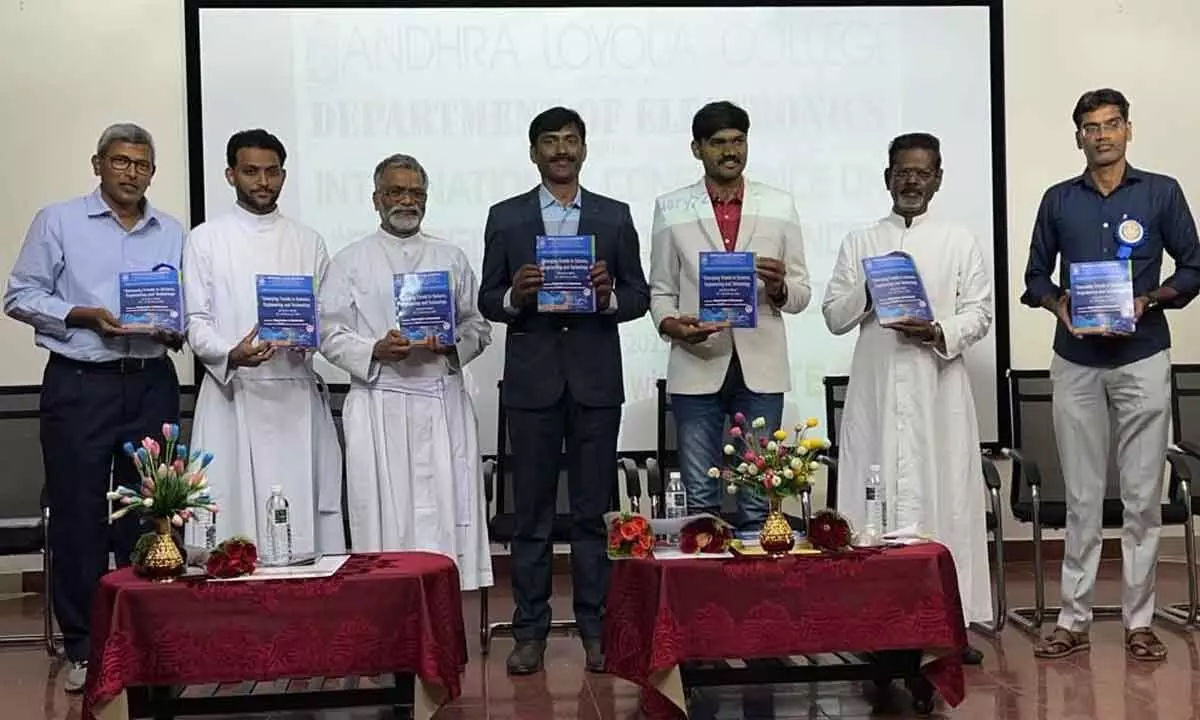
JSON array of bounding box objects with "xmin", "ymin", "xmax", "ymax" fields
[
  {"xmin": 1022, "ymin": 166, "xmax": 1200, "ymax": 368},
  {"xmin": 4, "ymin": 189, "xmax": 186, "ymax": 362}
]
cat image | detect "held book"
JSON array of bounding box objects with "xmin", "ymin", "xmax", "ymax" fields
[
  {"xmin": 698, "ymin": 251, "xmax": 758, "ymax": 328},
  {"xmin": 861, "ymin": 251, "xmax": 934, "ymax": 325},
  {"xmin": 1069, "ymin": 260, "xmax": 1136, "ymax": 335},
  {"xmin": 119, "ymin": 267, "xmax": 183, "ymax": 333},
  {"xmin": 394, "ymin": 270, "xmax": 456, "ymax": 346},
  {"xmin": 536, "ymin": 234, "xmax": 596, "ymax": 313},
  {"xmin": 255, "ymin": 274, "xmax": 318, "ymax": 348}
]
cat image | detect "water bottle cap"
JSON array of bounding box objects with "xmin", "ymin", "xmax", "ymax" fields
[
  {"xmin": 869, "ymin": 464, "xmax": 881, "ymax": 472},
  {"xmin": 270, "ymin": 485, "xmax": 283, "ymax": 495}
]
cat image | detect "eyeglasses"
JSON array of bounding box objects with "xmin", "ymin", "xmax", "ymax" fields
[
  {"xmin": 379, "ymin": 187, "xmax": 427, "ymax": 202},
  {"xmin": 1080, "ymin": 118, "xmax": 1127, "ymax": 137},
  {"xmin": 891, "ymin": 168, "xmax": 937, "ymax": 182},
  {"xmin": 103, "ymin": 154, "xmax": 153, "ymax": 175}
]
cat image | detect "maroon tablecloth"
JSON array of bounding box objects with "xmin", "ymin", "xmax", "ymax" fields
[
  {"xmin": 83, "ymin": 552, "xmax": 466, "ymax": 719},
  {"xmin": 604, "ymin": 543, "xmax": 967, "ymax": 717}
]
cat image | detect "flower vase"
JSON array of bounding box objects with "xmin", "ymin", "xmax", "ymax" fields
[
  {"xmin": 759, "ymin": 496, "xmax": 795, "ymax": 556},
  {"xmin": 140, "ymin": 517, "xmax": 185, "ymax": 582}
]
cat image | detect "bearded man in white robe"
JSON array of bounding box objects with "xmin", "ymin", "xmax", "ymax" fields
[
  {"xmin": 318, "ymin": 153, "xmax": 493, "ymax": 591},
  {"xmin": 182, "ymin": 129, "xmax": 345, "ymax": 556},
  {"xmin": 823, "ymin": 133, "xmax": 993, "ymax": 663}
]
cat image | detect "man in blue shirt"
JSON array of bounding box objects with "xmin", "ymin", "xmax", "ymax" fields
[
  {"xmin": 4, "ymin": 123, "xmax": 186, "ymax": 692},
  {"xmin": 1022, "ymin": 89, "xmax": 1200, "ymax": 663}
]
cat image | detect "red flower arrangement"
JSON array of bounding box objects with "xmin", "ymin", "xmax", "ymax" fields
[
  {"xmin": 808, "ymin": 509, "xmax": 853, "ymax": 552},
  {"xmin": 678, "ymin": 516, "xmax": 733, "ymax": 554},
  {"xmin": 205, "ymin": 536, "xmax": 258, "ymax": 578},
  {"xmin": 607, "ymin": 513, "xmax": 654, "ymax": 559}
]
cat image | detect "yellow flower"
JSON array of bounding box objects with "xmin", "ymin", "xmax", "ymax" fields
[
  {"xmin": 806, "ymin": 417, "xmax": 819, "ymax": 428},
  {"xmin": 802, "ymin": 437, "xmax": 822, "ymax": 450},
  {"xmin": 773, "ymin": 430, "xmax": 788, "ymax": 441}
]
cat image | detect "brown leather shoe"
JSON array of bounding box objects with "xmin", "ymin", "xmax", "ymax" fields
[
  {"xmin": 583, "ymin": 638, "xmax": 606, "ymax": 673},
  {"xmin": 506, "ymin": 640, "xmax": 546, "ymax": 675}
]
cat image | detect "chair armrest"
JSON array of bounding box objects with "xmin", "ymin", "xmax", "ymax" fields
[
  {"xmin": 816, "ymin": 448, "xmax": 838, "ymax": 471},
  {"xmin": 1166, "ymin": 448, "xmax": 1199, "ymax": 506},
  {"xmin": 1178, "ymin": 440, "xmax": 1200, "ymax": 459},
  {"xmin": 1000, "ymin": 448, "xmax": 1042, "ymax": 487},
  {"xmin": 645, "ymin": 457, "xmax": 663, "ymax": 497},
  {"xmin": 981, "ymin": 454, "xmax": 1002, "ymax": 491},
  {"xmin": 482, "ymin": 458, "xmax": 496, "ymax": 504},
  {"xmin": 618, "ymin": 457, "xmax": 642, "ymax": 502}
]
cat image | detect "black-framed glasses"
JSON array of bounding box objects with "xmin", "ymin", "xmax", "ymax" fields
[
  {"xmin": 380, "ymin": 187, "xmax": 427, "ymax": 202},
  {"xmin": 103, "ymin": 154, "xmax": 153, "ymax": 175},
  {"xmin": 891, "ymin": 168, "xmax": 937, "ymax": 182}
]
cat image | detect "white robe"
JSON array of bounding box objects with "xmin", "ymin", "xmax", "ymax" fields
[
  {"xmin": 823, "ymin": 211, "xmax": 994, "ymax": 625},
  {"xmin": 318, "ymin": 229, "xmax": 494, "ymax": 591},
  {"xmin": 182, "ymin": 204, "xmax": 346, "ymax": 556}
]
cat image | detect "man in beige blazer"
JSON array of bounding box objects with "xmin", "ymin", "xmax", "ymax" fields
[{"xmin": 649, "ymin": 101, "xmax": 811, "ymax": 536}]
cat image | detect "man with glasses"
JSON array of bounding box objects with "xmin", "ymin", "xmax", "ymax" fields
[
  {"xmin": 319, "ymin": 153, "xmax": 494, "ymax": 594},
  {"xmin": 824, "ymin": 132, "xmax": 993, "ymax": 664},
  {"xmin": 1023, "ymin": 89, "xmax": 1200, "ymax": 663},
  {"xmin": 4, "ymin": 123, "xmax": 186, "ymax": 693}
]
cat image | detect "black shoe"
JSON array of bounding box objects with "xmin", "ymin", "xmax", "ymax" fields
[
  {"xmin": 962, "ymin": 646, "xmax": 983, "ymax": 665},
  {"xmin": 583, "ymin": 638, "xmax": 606, "ymax": 673},
  {"xmin": 506, "ymin": 639, "xmax": 546, "ymax": 676}
]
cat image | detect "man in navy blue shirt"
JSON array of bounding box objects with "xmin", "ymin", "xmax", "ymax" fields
[{"xmin": 1022, "ymin": 89, "xmax": 1200, "ymax": 663}]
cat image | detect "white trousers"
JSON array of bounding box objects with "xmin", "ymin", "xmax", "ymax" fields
[{"xmin": 1051, "ymin": 350, "xmax": 1171, "ymax": 631}]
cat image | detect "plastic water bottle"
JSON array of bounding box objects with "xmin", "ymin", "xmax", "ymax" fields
[
  {"xmin": 864, "ymin": 464, "xmax": 885, "ymax": 544},
  {"xmin": 664, "ymin": 471, "xmax": 687, "ymax": 544},
  {"xmin": 194, "ymin": 509, "xmax": 217, "ymax": 551},
  {"xmin": 263, "ymin": 485, "xmax": 293, "ymax": 566}
]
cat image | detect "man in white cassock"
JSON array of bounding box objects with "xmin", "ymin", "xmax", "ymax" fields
[
  {"xmin": 823, "ymin": 133, "xmax": 993, "ymax": 663},
  {"xmin": 183, "ymin": 129, "xmax": 345, "ymax": 556},
  {"xmin": 318, "ymin": 153, "xmax": 493, "ymax": 591}
]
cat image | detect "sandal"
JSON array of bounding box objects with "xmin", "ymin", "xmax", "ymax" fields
[
  {"xmin": 1125, "ymin": 627, "xmax": 1167, "ymax": 662},
  {"xmin": 1034, "ymin": 627, "xmax": 1090, "ymax": 659}
]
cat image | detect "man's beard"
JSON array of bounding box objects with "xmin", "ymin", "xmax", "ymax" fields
[
  {"xmin": 236, "ymin": 186, "xmax": 279, "ymax": 214},
  {"xmin": 386, "ymin": 207, "xmax": 422, "ymax": 234}
]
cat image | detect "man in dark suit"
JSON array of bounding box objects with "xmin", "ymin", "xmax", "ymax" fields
[{"xmin": 478, "ymin": 107, "xmax": 650, "ymax": 675}]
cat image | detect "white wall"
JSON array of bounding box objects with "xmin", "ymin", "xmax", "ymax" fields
[{"xmin": 1, "ymin": 0, "xmax": 1198, "ymax": 541}]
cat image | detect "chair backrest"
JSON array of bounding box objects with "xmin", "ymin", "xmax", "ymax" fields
[
  {"xmin": 0, "ymin": 387, "xmax": 46, "ymax": 528},
  {"xmin": 822, "ymin": 375, "xmax": 849, "ymax": 508},
  {"xmin": 491, "ymin": 380, "xmax": 571, "ymax": 516},
  {"xmin": 1172, "ymin": 364, "xmax": 1200, "ymax": 447},
  {"xmin": 1008, "ymin": 370, "xmax": 1122, "ymax": 509},
  {"xmin": 654, "ymin": 378, "xmax": 736, "ymax": 515}
]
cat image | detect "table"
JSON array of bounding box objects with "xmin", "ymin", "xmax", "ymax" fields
[
  {"xmin": 603, "ymin": 542, "xmax": 968, "ymax": 718},
  {"xmin": 83, "ymin": 552, "xmax": 467, "ymax": 720}
]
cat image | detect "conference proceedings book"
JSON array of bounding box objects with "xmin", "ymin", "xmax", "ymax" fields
[
  {"xmin": 1069, "ymin": 260, "xmax": 1136, "ymax": 335},
  {"xmin": 255, "ymin": 274, "xmax": 318, "ymax": 348},
  {"xmin": 861, "ymin": 251, "xmax": 934, "ymax": 325},
  {"xmin": 394, "ymin": 270, "xmax": 456, "ymax": 345},
  {"xmin": 119, "ymin": 267, "xmax": 183, "ymax": 333},
  {"xmin": 698, "ymin": 251, "xmax": 758, "ymax": 328},
  {"xmin": 536, "ymin": 234, "xmax": 596, "ymax": 313}
]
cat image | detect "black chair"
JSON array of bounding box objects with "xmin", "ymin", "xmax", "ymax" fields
[
  {"xmin": 822, "ymin": 375, "xmax": 1007, "ymax": 636},
  {"xmin": 0, "ymin": 387, "xmax": 58, "ymax": 656},
  {"xmin": 478, "ymin": 380, "xmax": 642, "ymax": 654},
  {"xmin": 645, "ymin": 378, "xmax": 823, "ymax": 532},
  {"xmin": 1161, "ymin": 363, "xmax": 1200, "ymax": 625},
  {"xmin": 1002, "ymin": 369, "xmax": 1198, "ymax": 636}
]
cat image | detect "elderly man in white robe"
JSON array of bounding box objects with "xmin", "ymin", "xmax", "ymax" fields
[
  {"xmin": 183, "ymin": 129, "xmax": 345, "ymax": 556},
  {"xmin": 823, "ymin": 133, "xmax": 993, "ymax": 664},
  {"xmin": 319, "ymin": 153, "xmax": 494, "ymax": 591}
]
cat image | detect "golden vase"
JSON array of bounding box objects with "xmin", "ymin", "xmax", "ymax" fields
[
  {"xmin": 759, "ymin": 496, "xmax": 795, "ymax": 556},
  {"xmin": 140, "ymin": 518, "xmax": 185, "ymax": 582}
]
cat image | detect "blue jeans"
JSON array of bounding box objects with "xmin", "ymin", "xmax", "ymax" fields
[{"xmin": 671, "ymin": 354, "xmax": 783, "ymax": 535}]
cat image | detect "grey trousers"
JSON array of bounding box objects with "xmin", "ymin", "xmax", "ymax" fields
[{"xmin": 1050, "ymin": 350, "xmax": 1171, "ymax": 631}]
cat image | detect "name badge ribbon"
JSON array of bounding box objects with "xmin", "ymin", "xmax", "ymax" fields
[{"xmin": 1115, "ymin": 217, "xmax": 1145, "ymax": 260}]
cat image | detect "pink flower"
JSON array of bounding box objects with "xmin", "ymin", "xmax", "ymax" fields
[
  {"xmin": 755, "ymin": 458, "xmax": 767, "ymax": 470},
  {"xmin": 141, "ymin": 437, "xmax": 160, "ymax": 459},
  {"xmin": 733, "ymin": 412, "xmax": 746, "ymax": 426},
  {"xmin": 759, "ymin": 438, "xmax": 768, "ymax": 449},
  {"xmin": 161, "ymin": 423, "xmax": 173, "ymax": 440},
  {"xmin": 729, "ymin": 426, "xmax": 743, "ymax": 438},
  {"xmin": 761, "ymin": 474, "xmax": 774, "ymax": 489},
  {"xmin": 742, "ymin": 450, "xmax": 757, "ymax": 463}
]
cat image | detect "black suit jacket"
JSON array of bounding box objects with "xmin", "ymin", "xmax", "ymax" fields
[{"xmin": 478, "ymin": 186, "xmax": 650, "ymax": 410}]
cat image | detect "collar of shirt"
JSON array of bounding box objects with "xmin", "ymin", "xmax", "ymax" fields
[
  {"xmin": 231, "ymin": 201, "xmax": 281, "ymax": 231},
  {"xmin": 886, "ymin": 209, "xmax": 931, "ymax": 229},
  {"xmin": 705, "ymin": 177, "xmax": 744, "ymax": 205},
  {"xmin": 539, "ymin": 184, "xmax": 582, "ymax": 211},
  {"xmin": 1071, "ymin": 163, "xmax": 1147, "ymax": 193},
  {"xmin": 84, "ymin": 187, "xmax": 162, "ymax": 231}
]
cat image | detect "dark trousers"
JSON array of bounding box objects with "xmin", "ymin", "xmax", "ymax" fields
[
  {"xmin": 507, "ymin": 388, "xmax": 620, "ymax": 641},
  {"xmin": 41, "ymin": 354, "xmax": 180, "ymax": 662}
]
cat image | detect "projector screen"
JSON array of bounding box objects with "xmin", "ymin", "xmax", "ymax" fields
[{"xmin": 186, "ymin": 2, "xmax": 1008, "ymax": 454}]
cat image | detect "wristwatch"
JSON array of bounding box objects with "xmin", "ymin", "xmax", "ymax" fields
[
  {"xmin": 1145, "ymin": 293, "xmax": 1161, "ymax": 310},
  {"xmin": 923, "ymin": 323, "xmax": 944, "ymax": 347}
]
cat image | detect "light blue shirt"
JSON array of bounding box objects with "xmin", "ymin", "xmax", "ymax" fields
[{"xmin": 4, "ymin": 188, "xmax": 186, "ymax": 362}]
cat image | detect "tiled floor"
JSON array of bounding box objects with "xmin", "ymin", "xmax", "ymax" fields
[{"xmin": 3, "ymin": 558, "xmax": 1200, "ymax": 719}]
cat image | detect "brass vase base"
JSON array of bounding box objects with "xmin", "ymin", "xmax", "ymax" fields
[
  {"xmin": 759, "ymin": 500, "xmax": 795, "ymax": 557},
  {"xmin": 137, "ymin": 519, "xmax": 185, "ymax": 583}
]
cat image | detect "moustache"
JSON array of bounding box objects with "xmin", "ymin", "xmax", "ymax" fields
[
  {"xmin": 551, "ymin": 155, "xmax": 574, "ymax": 163},
  {"xmin": 721, "ymin": 156, "xmax": 740, "ymax": 163}
]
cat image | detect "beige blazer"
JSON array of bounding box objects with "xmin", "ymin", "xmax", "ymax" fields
[{"xmin": 649, "ymin": 178, "xmax": 810, "ymax": 396}]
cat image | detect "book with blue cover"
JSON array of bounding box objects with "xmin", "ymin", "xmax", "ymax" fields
[
  {"xmin": 861, "ymin": 251, "xmax": 934, "ymax": 325},
  {"xmin": 119, "ymin": 267, "xmax": 183, "ymax": 333},
  {"xmin": 1069, "ymin": 260, "xmax": 1136, "ymax": 335},
  {"xmin": 255, "ymin": 274, "xmax": 318, "ymax": 348},
  {"xmin": 394, "ymin": 270, "xmax": 456, "ymax": 345},
  {"xmin": 698, "ymin": 251, "xmax": 758, "ymax": 328},
  {"xmin": 536, "ymin": 235, "xmax": 596, "ymax": 313}
]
